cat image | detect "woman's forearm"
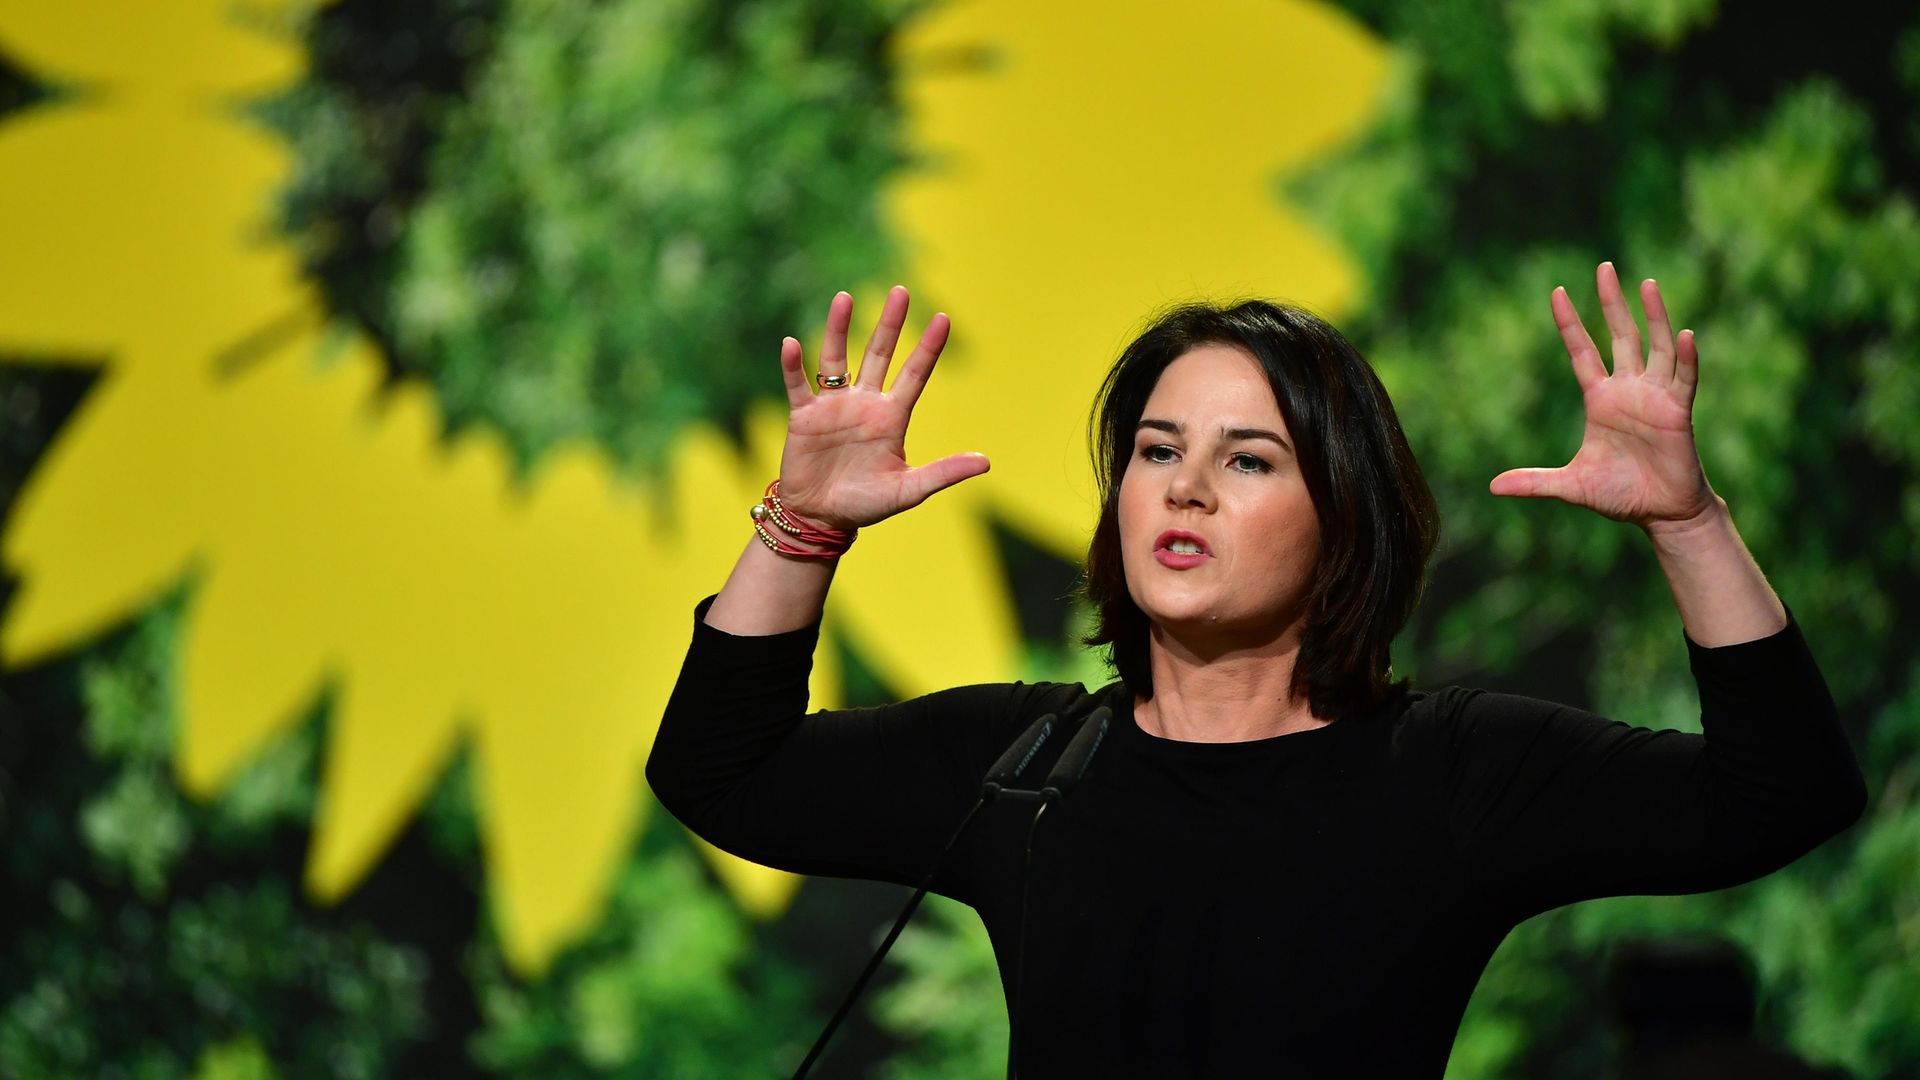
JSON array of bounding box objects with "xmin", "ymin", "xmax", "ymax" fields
[
  {"xmin": 1644, "ymin": 495, "xmax": 1789, "ymax": 647},
  {"xmin": 701, "ymin": 534, "xmax": 838, "ymax": 636}
]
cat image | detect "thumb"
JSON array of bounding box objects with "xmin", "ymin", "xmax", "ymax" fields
[
  {"xmin": 899, "ymin": 452, "xmax": 991, "ymax": 509},
  {"xmin": 1489, "ymin": 467, "xmax": 1571, "ymax": 501}
]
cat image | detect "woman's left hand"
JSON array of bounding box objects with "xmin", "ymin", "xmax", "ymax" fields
[{"xmin": 1490, "ymin": 261, "xmax": 1720, "ymax": 532}]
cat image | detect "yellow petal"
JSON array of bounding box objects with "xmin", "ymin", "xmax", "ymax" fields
[
  {"xmin": 177, "ymin": 557, "xmax": 329, "ymax": 795},
  {"xmin": 0, "ymin": 111, "xmax": 307, "ymax": 362},
  {"xmin": 0, "ymin": 1, "xmax": 308, "ymax": 96},
  {"xmin": 1, "ymin": 367, "xmax": 202, "ymax": 665},
  {"xmin": 306, "ymin": 661, "xmax": 465, "ymax": 901}
]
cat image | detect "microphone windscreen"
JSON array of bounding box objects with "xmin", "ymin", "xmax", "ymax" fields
[
  {"xmin": 983, "ymin": 712, "xmax": 1055, "ymax": 789},
  {"xmin": 1041, "ymin": 706, "xmax": 1111, "ymax": 799}
]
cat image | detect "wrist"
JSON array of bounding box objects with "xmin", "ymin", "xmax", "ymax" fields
[
  {"xmin": 753, "ymin": 523, "xmax": 841, "ymax": 556},
  {"xmin": 751, "ymin": 479, "xmax": 856, "ymax": 560},
  {"xmin": 1642, "ymin": 496, "xmax": 1788, "ymax": 646},
  {"xmin": 1642, "ymin": 493, "xmax": 1730, "ymax": 549}
]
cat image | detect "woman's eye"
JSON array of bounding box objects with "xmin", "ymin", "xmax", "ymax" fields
[{"xmin": 1138, "ymin": 445, "xmax": 1269, "ymax": 472}]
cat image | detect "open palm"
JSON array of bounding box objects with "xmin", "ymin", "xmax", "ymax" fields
[
  {"xmin": 775, "ymin": 287, "xmax": 989, "ymax": 532},
  {"xmin": 1491, "ymin": 262, "xmax": 1719, "ymax": 531}
]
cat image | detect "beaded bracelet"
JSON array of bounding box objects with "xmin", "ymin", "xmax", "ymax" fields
[{"xmin": 750, "ymin": 480, "xmax": 856, "ymax": 560}]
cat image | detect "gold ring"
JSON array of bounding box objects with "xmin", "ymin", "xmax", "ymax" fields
[{"xmin": 816, "ymin": 372, "xmax": 852, "ymax": 390}]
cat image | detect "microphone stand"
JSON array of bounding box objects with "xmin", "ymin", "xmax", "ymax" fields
[
  {"xmin": 1005, "ymin": 707, "xmax": 1108, "ymax": 1080},
  {"xmin": 788, "ymin": 704, "xmax": 1110, "ymax": 1080},
  {"xmin": 787, "ymin": 799, "xmax": 987, "ymax": 1080}
]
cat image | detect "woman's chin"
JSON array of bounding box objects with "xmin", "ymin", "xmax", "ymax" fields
[
  {"xmin": 1143, "ymin": 604, "xmax": 1236, "ymax": 634},
  {"xmin": 1142, "ymin": 601, "xmax": 1305, "ymax": 650}
]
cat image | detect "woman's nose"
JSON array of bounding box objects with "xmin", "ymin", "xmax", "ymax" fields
[{"xmin": 1166, "ymin": 457, "xmax": 1215, "ymax": 510}]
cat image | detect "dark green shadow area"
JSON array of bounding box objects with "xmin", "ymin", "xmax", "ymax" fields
[{"xmin": 0, "ymin": 45, "xmax": 49, "ymax": 120}]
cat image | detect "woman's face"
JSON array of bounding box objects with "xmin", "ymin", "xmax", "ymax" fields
[{"xmin": 1117, "ymin": 344, "xmax": 1321, "ymax": 646}]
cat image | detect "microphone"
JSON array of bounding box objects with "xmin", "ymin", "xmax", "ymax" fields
[
  {"xmin": 1040, "ymin": 706, "xmax": 1109, "ymax": 803},
  {"xmin": 982, "ymin": 712, "xmax": 1056, "ymax": 799}
]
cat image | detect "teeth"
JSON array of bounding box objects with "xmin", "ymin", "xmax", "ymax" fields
[{"xmin": 1168, "ymin": 540, "xmax": 1203, "ymax": 554}]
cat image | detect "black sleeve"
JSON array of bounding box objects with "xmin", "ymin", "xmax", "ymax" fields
[
  {"xmin": 644, "ymin": 595, "xmax": 1084, "ymax": 900},
  {"xmin": 1439, "ymin": 610, "xmax": 1868, "ymax": 920}
]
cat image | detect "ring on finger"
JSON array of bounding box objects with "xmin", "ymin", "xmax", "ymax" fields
[{"xmin": 816, "ymin": 372, "xmax": 852, "ymax": 390}]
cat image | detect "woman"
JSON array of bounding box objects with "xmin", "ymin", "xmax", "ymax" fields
[{"xmin": 647, "ymin": 264, "xmax": 1866, "ymax": 1076}]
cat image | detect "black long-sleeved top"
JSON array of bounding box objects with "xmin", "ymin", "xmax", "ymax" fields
[{"xmin": 647, "ymin": 596, "xmax": 1867, "ymax": 1076}]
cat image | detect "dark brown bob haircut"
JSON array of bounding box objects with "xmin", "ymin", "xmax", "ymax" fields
[{"xmin": 1080, "ymin": 298, "xmax": 1440, "ymax": 721}]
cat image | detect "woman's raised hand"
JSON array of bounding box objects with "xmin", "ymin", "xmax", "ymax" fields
[
  {"xmin": 773, "ymin": 286, "xmax": 990, "ymax": 531},
  {"xmin": 1490, "ymin": 262, "xmax": 1720, "ymax": 533}
]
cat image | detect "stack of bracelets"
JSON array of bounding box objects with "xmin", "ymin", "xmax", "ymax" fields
[{"xmin": 750, "ymin": 479, "xmax": 856, "ymax": 560}]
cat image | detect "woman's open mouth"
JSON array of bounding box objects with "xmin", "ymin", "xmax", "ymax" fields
[{"xmin": 1154, "ymin": 530, "xmax": 1212, "ymax": 568}]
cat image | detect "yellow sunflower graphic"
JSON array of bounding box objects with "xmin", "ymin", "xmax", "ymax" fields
[{"xmin": 0, "ymin": 0, "xmax": 1386, "ymax": 973}]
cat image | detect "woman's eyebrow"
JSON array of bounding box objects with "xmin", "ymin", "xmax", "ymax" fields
[
  {"xmin": 1223, "ymin": 426, "xmax": 1291, "ymax": 451},
  {"xmin": 1137, "ymin": 418, "xmax": 1291, "ymax": 451}
]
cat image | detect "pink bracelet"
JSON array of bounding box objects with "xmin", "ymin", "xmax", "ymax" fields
[{"xmin": 750, "ymin": 480, "xmax": 857, "ymax": 560}]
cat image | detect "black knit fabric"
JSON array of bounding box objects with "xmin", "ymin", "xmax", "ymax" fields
[{"xmin": 647, "ymin": 596, "xmax": 1866, "ymax": 1077}]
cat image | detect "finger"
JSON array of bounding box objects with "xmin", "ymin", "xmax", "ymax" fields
[
  {"xmin": 1596, "ymin": 261, "xmax": 1643, "ymax": 376},
  {"xmin": 777, "ymin": 336, "xmax": 810, "ymax": 409},
  {"xmin": 898, "ymin": 451, "xmax": 991, "ymax": 510},
  {"xmin": 857, "ymin": 285, "xmax": 910, "ymax": 391},
  {"xmin": 818, "ymin": 291, "xmax": 853, "ymax": 380},
  {"xmin": 1489, "ymin": 466, "xmax": 1572, "ymax": 501},
  {"xmin": 1641, "ymin": 278, "xmax": 1677, "ymax": 384},
  {"xmin": 887, "ymin": 311, "xmax": 952, "ymax": 415},
  {"xmin": 1674, "ymin": 328, "xmax": 1699, "ymax": 404},
  {"xmin": 1551, "ymin": 287, "xmax": 1608, "ymax": 390}
]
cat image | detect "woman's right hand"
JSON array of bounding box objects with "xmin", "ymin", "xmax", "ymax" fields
[{"xmin": 773, "ymin": 286, "xmax": 990, "ymax": 531}]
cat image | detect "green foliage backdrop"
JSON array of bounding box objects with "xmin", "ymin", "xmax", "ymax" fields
[{"xmin": 1, "ymin": 0, "xmax": 1915, "ymax": 1076}]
